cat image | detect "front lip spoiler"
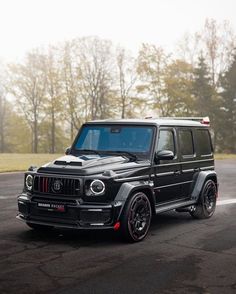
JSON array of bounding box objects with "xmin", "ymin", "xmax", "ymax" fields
[{"xmin": 16, "ymin": 214, "xmax": 114, "ymax": 230}]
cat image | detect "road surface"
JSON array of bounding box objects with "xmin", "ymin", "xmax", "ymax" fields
[{"xmin": 0, "ymin": 160, "xmax": 235, "ymax": 294}]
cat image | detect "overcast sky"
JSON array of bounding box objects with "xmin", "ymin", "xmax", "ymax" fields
[{"xmin": 0, "ymin": 0, "xmax": 235, "ymax": 62}]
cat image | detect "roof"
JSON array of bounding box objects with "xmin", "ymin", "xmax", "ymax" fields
[{"xmin": 85, "ymin": 118, "xmax": 208, "ymax": 127}]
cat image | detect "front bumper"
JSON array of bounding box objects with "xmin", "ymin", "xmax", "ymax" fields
[{"xmin": 17, "ymin": 193, "xmax": 123, "ymax": 230}]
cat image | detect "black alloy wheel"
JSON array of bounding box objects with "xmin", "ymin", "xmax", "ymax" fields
[
  {"xmin": 190, "ymin": 179, "xmax": 217, "ymax": 219},
  {"xmin": 121, "ymin": 192, "xmax": 152, "ymax": 242}
]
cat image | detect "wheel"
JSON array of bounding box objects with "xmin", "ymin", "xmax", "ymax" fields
[
  {"xmin": 120, "ymin": 192, "xmax": 152, "ymax": 242},
  {"xmin": 190, "ymin": 180, "xmax": 217, "ymax": 219},
  {"xmin": 26, "ymin": 222, "xmax": 53, "ymax": 231}
]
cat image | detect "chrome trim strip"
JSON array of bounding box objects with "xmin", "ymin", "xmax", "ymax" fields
[
  {"xmin": 200, "ymin": 166, "xmax": 215, "ymax": 170},
  {"xmin": 154, "ymin": 180, "xmax": 193, "ymax": 190},
  {"xmin": 182, "ymin": 169, "xmax": 194, "ymax": 173},
  {"xmin": 155, "ymin": 171, "xmax": 175, "ymax": 177},
  {"xmin": 155, "ymin": 158, "xmax": 214, "ymax": 167},
  {"xmin": 115, "ymin": 175, "xmax": 150, "ymax": 182}
]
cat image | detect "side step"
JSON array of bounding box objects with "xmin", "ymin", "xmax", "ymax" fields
[{"xmin": 155, "ymin": 199, "xmax": 196, "ymax": 214}]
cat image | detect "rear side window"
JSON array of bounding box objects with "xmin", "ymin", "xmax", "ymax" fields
[
  {"xmin": 157, "ymin": 130, "xmax": 175, "ymax": 154},
  {"xmin": 179, "ymin": 129, "xmax": 194, "ymax": 156},
  {"xmin": 195, "ymin": 129, "xmax": 212, "ymax": 156}
]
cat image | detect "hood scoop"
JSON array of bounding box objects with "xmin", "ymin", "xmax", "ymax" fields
[
  {"xmin": 54, "ymin": 160, "xmax": 83, "ymax": 166},
  {"xmin": 54, "ymin": 155, "xmax": 84, "ymax": 166}
]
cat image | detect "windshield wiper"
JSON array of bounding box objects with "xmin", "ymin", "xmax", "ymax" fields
[
  {"xmin": 77, "ymin": 149, "xmax": 101, "ymax": 155},
  {"xmin": 108, "ymin": 150, "xmax": 138, "ymax": 161}
]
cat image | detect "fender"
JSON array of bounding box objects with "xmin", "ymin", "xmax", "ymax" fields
[
  {"xmin": 114, "ymin": 181, "xmax": 155, "ymax": 218},
  {"xmin": 191, "ymin": 170, "xmax": 217, "ymax": 201}
]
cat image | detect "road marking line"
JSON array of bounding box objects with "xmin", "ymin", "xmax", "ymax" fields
[
  {"xmin": 217, "ymin": 199, "xmax": 236, "ymax": 205},
  {"xmin": 0, "ymin": 196, "xmax": 17, "ymax": 199}
]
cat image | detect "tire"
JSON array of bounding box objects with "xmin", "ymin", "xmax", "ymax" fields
[
  {"xmin": 26, "ymin": 222, "xmax": 53, "ymax": 231},
  {"xmin": 190, "ymin": 180, "xmax": 217, "ymax": 219},
  {"xmin": 120, "ymin": 192, "xmax": 152, "ymax": 242}
]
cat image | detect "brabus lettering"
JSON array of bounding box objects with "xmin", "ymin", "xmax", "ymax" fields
[{"xmin": 38, "ymin": 203, "xmax": 50, "ymax": 208}]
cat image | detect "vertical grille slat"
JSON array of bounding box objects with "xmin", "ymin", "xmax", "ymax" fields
[{"xmin": 33, "ymin": 176, "xmax": 80, "ymax": 196}]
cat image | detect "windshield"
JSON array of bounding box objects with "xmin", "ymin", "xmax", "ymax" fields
[{"xmin": 74, "ymin": 125, "xmax": 155, "ymax": 159}]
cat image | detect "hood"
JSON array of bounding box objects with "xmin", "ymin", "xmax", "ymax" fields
[{"xmin": 37, "ymin": 154, "xmax": 149, "ymax": 176}]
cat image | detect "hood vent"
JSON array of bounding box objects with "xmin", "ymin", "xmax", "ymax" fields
[{"xmin": 54, "ymin": 160, "xmax": 83, "ymax": 166}]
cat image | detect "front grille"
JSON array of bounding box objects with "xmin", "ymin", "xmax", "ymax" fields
[{"xmin": 33, "ymin": 175, "xmax": 80, "ymax": 196}]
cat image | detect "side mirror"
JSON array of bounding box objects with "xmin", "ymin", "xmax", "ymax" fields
[
  {"xmin": 155, "ymin": 150, "xmax": 174, "ymax": 163},
  {"xmin": 65, "ymin": 147, "xmax": 71, "ymax": 155}
]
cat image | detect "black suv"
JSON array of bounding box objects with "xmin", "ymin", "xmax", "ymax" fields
[{"xmin": 17, "ymin": 118, "xmax": 218, "ymax": 242}]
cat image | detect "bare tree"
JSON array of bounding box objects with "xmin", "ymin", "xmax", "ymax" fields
[
  {"xmin": 8, "ymin": 50, "xmax": 47, "ymax": 153},
  {"xmin": 61, "ymin": 41, "xmax": 87, "ymax": 142},
  {"xmin": 0, "ymin": 88, "xmax": 6, "ymax": 152},
  {"xmin": 74, "ymin": 37, "xmax": 115, "ymax": 120},
  {"xmin": 116, "ymin": 47, "xmax": 137, "ymax": 118},
  {"xmin": 44, "ymin": 46, "xmax": 63, "ymax": 153}
]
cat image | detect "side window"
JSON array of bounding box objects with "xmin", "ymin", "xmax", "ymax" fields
[
  {"xmin": 196, "ymin": 129, "xmax": 212, "ymax": 156},
  {"xmin": 179, "ymin": 129, "xmax": 194, "ymax": 156},
  {"xmin": 157, "ymin": 130, "xmax": 175, "ymax": 154}
]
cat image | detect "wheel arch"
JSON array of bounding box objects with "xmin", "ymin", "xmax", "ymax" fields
[
  {"xmin": 191, "ymin": 171, "xmax": 218, "ymax": 201},
  {"xmin": 115, "ymin": 182, "xmax": 156, "ymax": 218}
]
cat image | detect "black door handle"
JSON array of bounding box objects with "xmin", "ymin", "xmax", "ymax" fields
[{"xmin": 174, "ymin": 170, "xmax": 181, "ymax": 175}]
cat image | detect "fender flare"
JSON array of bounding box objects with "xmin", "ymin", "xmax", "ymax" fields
[
  {"xmin": 191, "ymin": 170, "xmax": 218, "ymax": 201},
  {"xmin": 114, "ymin": 181, "xmax": 155, "ymax": 218}
]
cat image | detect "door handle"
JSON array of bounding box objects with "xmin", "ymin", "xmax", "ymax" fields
[{"xmin": 174, "ymin": 170, "xmax": 181, "ymax": 175}]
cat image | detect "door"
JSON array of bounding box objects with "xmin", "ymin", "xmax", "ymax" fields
[
  {"xmin": 154, "ymin": 128, "xmax": 182, "ymax": 204},
  {"xmin": 178, "ymin": 128, "xmax": 196, "ymax": 199}
]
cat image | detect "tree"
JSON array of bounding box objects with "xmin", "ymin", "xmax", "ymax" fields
[
  {"xmin": 219, "ymin": 53, "xmax": 236, "ymax": 152},
  {"xmin": 61, "ymin": 41, "xmax": 84, "ymax": 142},
  {"xmin": 8, "ymin": 50, "xmax": 47, "ymax": 153},
  {"xmin": 116, "ymin": 47, "xmax": 137, "ymax": 118},
  {"xmin": 164, "ymin": 60, "xmax": 194, "ymax": 116},
  {"xmin": 0, "ymin": 82, "xmax": 7, "ymax": 152},
  {"xmin": 75, "ymin": 37, "xmax": 115, "ymax": 120},
  {"xmin": 137, "ymin": 44, "xmax": 170, "ymax": 116},
  {"xmin": 192, "ymin": 56, "xmax": 215, "ymax": 115},
  {"xmin": 192, "ymin": 55, "xmax": 222, "ymax": 148},
  {"xmin": 44, "ymin": 46, "xmax": 63, "ymax": 153}
]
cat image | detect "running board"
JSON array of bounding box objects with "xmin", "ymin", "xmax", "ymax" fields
[{"xmin": 155, "ymin": 200, "xmax": 196, "ymax": 214}]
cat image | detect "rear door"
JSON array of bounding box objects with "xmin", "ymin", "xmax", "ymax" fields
[
  {"xmin": 154, "ymin": 127, "xmax": 182, "ymax": 204},
  {"xmin": 178, "ymin": 128, "xmax": 196, "ymax": 199}
]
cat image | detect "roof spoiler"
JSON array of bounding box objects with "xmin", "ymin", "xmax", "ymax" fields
[{"xmin": 145, "ymin": 116, "xmax": 210, "ymax": 125}]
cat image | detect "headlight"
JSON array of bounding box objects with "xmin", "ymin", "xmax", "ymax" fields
[
  {"xmin": 86, "ymin": 179, "xmax": 105, "ymax": 196},
  {"xmin": 25, "ymin": 174, "xmax": 33, "ymax": 191}
]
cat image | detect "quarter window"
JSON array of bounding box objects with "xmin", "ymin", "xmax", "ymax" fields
[
  {"xmin": 157, "ymin": 130, "xmax": 175, "ymax": 154},
  {"xmin": 179, "ymin": 130, "xmax": 194, "ymax": 156},
  {"xmin": 196, "ymin": 129, "xmax": 212, "ymax": 155}
]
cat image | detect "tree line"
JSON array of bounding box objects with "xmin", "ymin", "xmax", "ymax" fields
[{"xmin": 0, "ymin": 19, "xmax": 236, "ymax": 153}]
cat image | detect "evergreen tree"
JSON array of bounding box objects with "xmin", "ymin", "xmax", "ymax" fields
[
  {"xmin": 219, "ymin": 53, "xmax": 236, "ymax": 153},
  {"xmin": 192, "ymin": 56, "xmax": 214, "ymax": 116}
]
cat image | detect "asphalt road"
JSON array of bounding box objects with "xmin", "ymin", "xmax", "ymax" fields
[{"xmin": 0, "ymin": 160, "xmax": 236, "ymax": 294}]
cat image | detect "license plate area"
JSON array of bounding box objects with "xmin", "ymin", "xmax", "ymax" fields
[{"xmin": 37, "ymin": 202, "xmax": 66, "ymax": 212}]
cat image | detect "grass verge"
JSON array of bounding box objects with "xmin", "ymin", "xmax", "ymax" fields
[
  {"xmin": 0, "ymin": 153, "xmax": 62, "ymax": 173},
  {"xmin": 214, "ymin": 153, "xmax": 236, "ymax": 160}
]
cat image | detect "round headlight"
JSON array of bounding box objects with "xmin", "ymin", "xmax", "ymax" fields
[
  {"xmin": 90, "ymin": 179, "xmax": 105, "ymax": 195},
  {"xmin": 25, "ymin": 174, "xmax": 33, "ymax": 191}
]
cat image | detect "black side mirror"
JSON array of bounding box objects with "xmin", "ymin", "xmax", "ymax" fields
[
  {"xmin": 65, "ymin": 147, "xmax": 71, "ymax": 155},
  {"xmin": 155, "ymin": 150, "xmax": 174, "ymax": 163}
]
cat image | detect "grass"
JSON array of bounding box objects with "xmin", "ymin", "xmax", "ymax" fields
[
  {"xmin": 0, "ymin": 153, "xmax": 62, "ymax": 173},
  {"xmin": 214, "ymin": 153, "xmax": 236, "ymax": 160},
  {"xmin": 0, "ymin": 153, "xmax": 235, "ymax": 173}
]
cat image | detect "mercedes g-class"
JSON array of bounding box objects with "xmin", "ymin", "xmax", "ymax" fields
[{"xmin": 17, "ymin": 117, "xmax": 218, "ymax": 242}]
